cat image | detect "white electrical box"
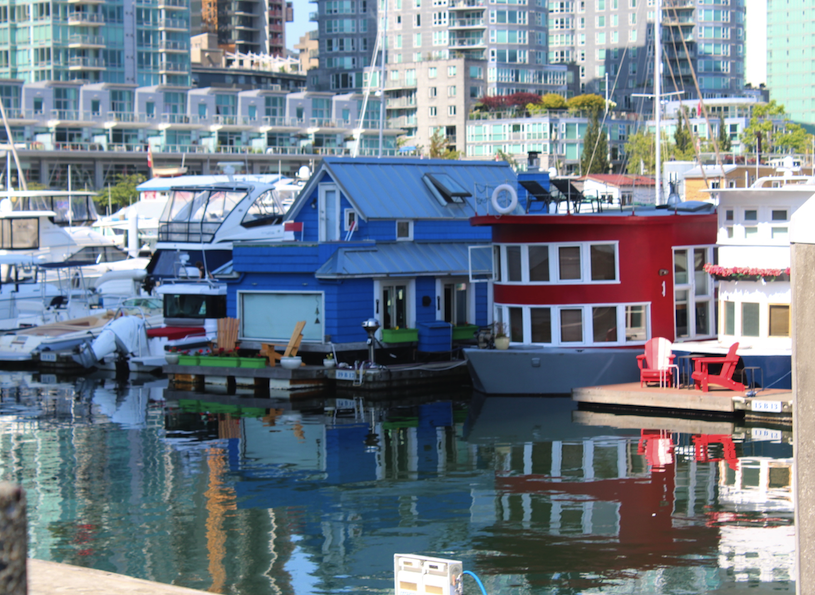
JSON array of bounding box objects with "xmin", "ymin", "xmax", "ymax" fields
[{"xmin": 394, "ymin": 554, "xmax": 463, "ymax": 595}]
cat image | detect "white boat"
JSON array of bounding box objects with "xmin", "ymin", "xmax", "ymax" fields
[
  {"xmin": 146, "ymin": 175, "xmax": 303, "ymax": 279},
  {"xmin": 671, "ymin": 172, "xmax": 814, "ymax": 390},
  {"xmin": 72, "ymin": 278, "xmax": 227, "ymax": 373},
  {"xmin": 0, "ymin": 196, "xmax": 149, "ymax": 288}
]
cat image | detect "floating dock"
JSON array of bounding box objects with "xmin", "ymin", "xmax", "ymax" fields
[
  {"xmin": 572, "ymin": 382, "xmax": 793, "ymax": 425},
  {"xmin": 164, "ymin": 360, "xmax": 471, "ymax": 396}
]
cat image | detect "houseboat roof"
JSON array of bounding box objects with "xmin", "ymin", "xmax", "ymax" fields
[
  {"xmin": 315, "ymin": 241, "xmax": 492, "ymax": 279},
  {"xmin": 287, "ymin": 157, "xmax": 516, "ymax": 221},
  {"xmin": 582, "ymin": 174, "xmax": 655, "ymax": 188},
  {"xmin": 472, "ymin": 201, "xmax": 716, "ymax": 225}
]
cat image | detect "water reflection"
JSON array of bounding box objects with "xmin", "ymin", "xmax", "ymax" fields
[{"xmin": 0, "ymin": 375, "xmax": 794, "ymax": 594}]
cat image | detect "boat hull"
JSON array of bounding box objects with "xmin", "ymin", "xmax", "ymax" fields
[{"xmin": 464, "ymin": 347, "xmax": 641, "ymax": 395}]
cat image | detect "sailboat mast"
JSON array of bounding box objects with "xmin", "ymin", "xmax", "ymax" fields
[
  {"xmin": 654, "ymin": 0, "xmax": 662, "ymax": 205},
  {"xmin": 378, "ymin": 0, "xmax": 387, "ymax": 157}
]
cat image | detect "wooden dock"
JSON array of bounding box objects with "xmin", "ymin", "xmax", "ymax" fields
[
  {"xmin": 164, "ymin": 363, "xmax": 330, "ymax": 395},
  {"xmin": 572, "ymin": 382, "xmax": 793, "ymax": 425},
  {"xmin": 164, "ymin": 359, "xmax": 471, "ymax": 396}
]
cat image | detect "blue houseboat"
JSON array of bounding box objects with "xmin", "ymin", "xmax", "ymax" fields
[{"xmin": 224, "ymin": 157, "xmax": 516, "ymax": 356}]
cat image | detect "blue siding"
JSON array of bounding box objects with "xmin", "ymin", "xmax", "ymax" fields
[
  {"xmin": 414, "ymin": 220, "xmax": 491, "ymax": 241},
  {"xmin": 475, "ymin": 282, "xmax": 489, "ymax": 326},
  {"xmin": 415, "ymin": 277, "xmax": 437, "ymax": 325}
]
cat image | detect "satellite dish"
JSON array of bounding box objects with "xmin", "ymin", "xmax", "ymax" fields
[
  {"xmin": 547, "ymin": 167, "xmax": 558, "ymax": 178},
  {"xmin": 297, "ymin": 165, "xmax": 311, "ymax": 180}
]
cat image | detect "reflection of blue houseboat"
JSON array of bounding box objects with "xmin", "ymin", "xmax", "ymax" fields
[{"xmin": 225, "ymin": 157, "xmax": 516, "ymax": 354}]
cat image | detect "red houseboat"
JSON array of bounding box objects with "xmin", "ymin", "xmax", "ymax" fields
[{"xmin": 464, "ymin": 167, "xmax": 718, "ymax": 394}]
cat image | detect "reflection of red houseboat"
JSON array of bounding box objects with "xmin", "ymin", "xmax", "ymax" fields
[{"xmin": 464, "ymin": 165, "xmax": 718, "ymax": 394}]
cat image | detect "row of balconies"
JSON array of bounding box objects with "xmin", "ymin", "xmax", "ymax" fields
[
  {"xmin": 5, "ymin": 110, "xmax": 393, "ymax": 131},
  {"xmin": 26, "ymin": 142, "xmax": 399, "ymax": 157}
]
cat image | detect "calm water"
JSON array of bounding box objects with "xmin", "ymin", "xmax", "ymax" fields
[{"xmin": 0, "ymin": 371, "xmax": 795, "ymax": 595}]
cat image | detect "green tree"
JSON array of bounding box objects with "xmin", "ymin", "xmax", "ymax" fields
[
  {"xmin": 624, "ymin": 130, "xmax": 656, "ymax": 175},
  {"xmin": 775, "ymin": 122, "xmax": 813, "ymax": 154},
  {"xmin": 528, "ymin": 93, "xmax": 567, "ymax": 115},
  {"xmin": 567, "ymin": 93, "xmax": 607, "ymax": 115},
  {"xmin": 740, "ymin": 100, "xmax": 786, "ymax": 153},
  {"xmin": 672, "ymin": 107, "xmax": 694, "ymax": 160},
  {"xmin": 717, "ymin": 116, "xmax": 732, "ymax": 153},
  {"xmin": 96, "ymin": 173, "xmax": 146, "ymax": 214},
  {"xmin": 427, "ymin": 128, "xmax": 461, "ymax": 160},
  {"xmin": 580, "ymin": 111, "xmax": 609, "ymax": 175},
  {"xmin": 495, "ymin": 149, "xmax": 518, "ymax": 170}
]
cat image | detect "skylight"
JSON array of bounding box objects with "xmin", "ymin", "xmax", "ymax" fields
[{"xmin": 422, "ymin": 173, "xmax": 472, "ymax": 206}]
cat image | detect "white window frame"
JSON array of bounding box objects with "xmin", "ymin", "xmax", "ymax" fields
[
  {"xmin": 496, "ymin": 301, "xmax": 650, "ymax": 346},
  {"xmin": 396, "ymin": 219, "xmax": 413, "ymax": 240},
  {"xmin": 436, "ymin": 277, "xmax": 474, "ymax": 326},
  {"xmin": 373, "ymin": 278, "xmax": 415, "ymax": 334},
  {"xmin": 498, "ymin": 242, "xmax": 619, "ymax": 284},
  {"xmin": 673, "ymin": 245, "xmax": 715, "ymax": 341}
]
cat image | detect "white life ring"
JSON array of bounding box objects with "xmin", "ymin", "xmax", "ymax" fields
[{"xmin": 491, "ymin": 184, "xmax": 518, "ymax": 215}]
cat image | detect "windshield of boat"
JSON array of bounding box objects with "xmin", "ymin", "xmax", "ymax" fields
[
  {"xmin": 241, "ymin": 189, "xmax": 287, "ymax": 227},
  {"xmin": 163, "ymin": 292, "xmax": 227, "ymax": 320},
  {"xmin": 14, "ymin": 193, "xmax": 99, "ymax": 225},
  {"xmin": 158, "ymin": 188, "xmax": 248, "ymax": 243}
]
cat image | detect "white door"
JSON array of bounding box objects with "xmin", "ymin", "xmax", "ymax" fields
[{"xmin": 319, "ymin": 185, "xmax": 340, "ymax": 242}]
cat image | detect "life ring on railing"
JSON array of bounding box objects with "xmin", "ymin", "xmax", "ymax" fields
[{"xmin": 491, "ymin": 184, "xmax": 518, "ymax": 214}]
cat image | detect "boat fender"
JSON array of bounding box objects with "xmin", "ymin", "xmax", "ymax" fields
[{"xmin": 491, "ymin": 184, "xmax": 518, "ymax": 215}]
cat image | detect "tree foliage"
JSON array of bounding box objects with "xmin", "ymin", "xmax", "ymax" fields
[
  {"xmin": 567, "ymin": 94, "xmax": 607, "ymax": 115},
  {"xmin": 739, "ymin": 100, "xmax": 787, "ymax": 153},
  {"xmin": 671, "ymin": 107, "xmax": 695, "ymax": 160},
  {"xmin": 580, "ymin": 111, "xmax": 609, "ymax": 175},
  {"xmin": 95, "ymin": 173, "xmax": 147, "ymax": 214},
  {"xmin": 624, "ymin": 130, "xmax": 656, "ymax": 175},
  {"xmin": 427, "ymin": 128, "xmax": 461, "ymax": 160},
  {"xmin": 528, "ymin": 93, "xmax": 568, "ymax": 115},
  {"xmin": 717, "ymin": 116, "xmax": 732, "ymax": 153}
]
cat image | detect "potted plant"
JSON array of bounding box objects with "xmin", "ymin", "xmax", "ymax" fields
[
  {"xmin": 323, "ymin": 353, "xmax": 336, "ymax": 368},
  {"xmin": 165, "ymin": 347, "xmax": 179, "ymax": 365},
  {"xmin": 493, "ymin": 322, "xmax": 510, "ymax": 350}
]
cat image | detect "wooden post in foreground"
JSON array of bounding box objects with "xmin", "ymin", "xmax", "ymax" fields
[{"xmin": 0, "ymin": 482, "xmax": 27, "ymax": 595}]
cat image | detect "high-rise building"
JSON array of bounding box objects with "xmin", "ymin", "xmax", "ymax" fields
[
  {"xmin": 308, "ymin": 0, "xmax": 578, "ymax": 154},
  {"xmin": 767, "ymin": 0, "xmax": 814, "ymax": 127},
  {"xmin": 0, "ymin": 0, "xmax": 191, "ymax": 86},
  {"xmin": 548, "ymin": 0, "xmax": 746, "ymax": 111},
  {"xmin": 192, "ymin": 0, "xmax": 292, "ymax": 56}
]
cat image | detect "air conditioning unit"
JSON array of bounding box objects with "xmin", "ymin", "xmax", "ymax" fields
[{"xmin": 394, "ymin": 554, "xmax": 463, "ymax": 595}]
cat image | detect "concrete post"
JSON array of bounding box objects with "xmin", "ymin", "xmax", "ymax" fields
[
  {"xmin": 0, "ymin": 482, "xmax": 27, "ymax": 595},
  {"xmin": 791, "ymin": 199, "xmax": 815, "ymax": 595}
]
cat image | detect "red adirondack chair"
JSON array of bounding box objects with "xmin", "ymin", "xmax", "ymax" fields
[
  {"xmin": 691, "ymin": 343, "xmax": 745, "ymax": 392},
  {"xmin": 637, "ymin": 337, "xmax": 676, "ymax": 387}
]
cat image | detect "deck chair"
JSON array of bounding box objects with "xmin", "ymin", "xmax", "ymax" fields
[
  {"xmin": 637, "ymin": 337, "xmax": 676, "ymax": 387},
  {"xmin": 260, "ymin": 321, "xmax": 306, "ymax": 367},
  {"xmin": 213, "ymin": 317, "xmax": 240, "ymax": 352},
  {"xmin": 691, "ymin": 342, "xmax": 745, "ymax": 392}
]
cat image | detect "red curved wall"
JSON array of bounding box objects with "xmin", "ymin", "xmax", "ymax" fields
[{"xmin": 476, "ymin": 213, "xmax": 717, "ymax": 342}]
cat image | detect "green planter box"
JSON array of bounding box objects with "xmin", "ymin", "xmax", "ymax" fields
[
  {"xmin": 238, "ymin": 358, "xmax": 267, "ymax": 369},
  {"xmin": 177, "ymin": 355, "xmax": 199, "ymax": 366},
  {"xmin": 198, "ymin": 356, "xmax": 238, "ymax": 367},
  {"xmin": 381, "ymin": 328, "xmax": 418, "ymax": 343},
  {"xmin": 452, "ymin": 324, "xmax": 479, "ymax": 341}
]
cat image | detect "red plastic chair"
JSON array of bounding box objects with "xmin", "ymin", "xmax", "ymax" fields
[
  {"xmin": 691, "ymin": 343, "xmax": 745, "ymax": 392},
  {"xmin": 637, "ymin": 337, "xmax": 676, "ymax": 387}
]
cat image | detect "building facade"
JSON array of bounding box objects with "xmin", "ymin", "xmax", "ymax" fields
[
  {"xmin": 766, "ymin": 0, "xmax": 815, "ymax": 128},
  {"xmin": 548, "ymin": 0, "xmax": 746, "ymax": 110},
  {"xmin": 0, "ymin": 0, "xmax": 191, "ymax": 87}
]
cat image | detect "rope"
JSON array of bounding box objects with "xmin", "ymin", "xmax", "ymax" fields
[{"xmin": 458, "ymin": 570, "xmax": 489, "ymax": 595}]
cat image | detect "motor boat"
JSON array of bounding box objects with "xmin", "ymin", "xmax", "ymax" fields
[{"xmin": 146, "ymin": 175, "xmax": 303, "ymax": 279}]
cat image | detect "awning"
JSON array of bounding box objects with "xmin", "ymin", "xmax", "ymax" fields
[{"xmin": 315, "ymin": 242, "xmax": 492, "ymax": 279}]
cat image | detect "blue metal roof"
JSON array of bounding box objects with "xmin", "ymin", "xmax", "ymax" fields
[
  {"xmin": 315, "ymin": 242, "xmax": 492, "ymax": 279},
  {"xmin": 288, "ymin": 157, "xmax": 517, "ymax": 221}
]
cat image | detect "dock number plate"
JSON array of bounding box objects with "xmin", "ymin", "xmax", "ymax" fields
[
  {"xmin": 751, "ymin": 400, "xmax": 782, "ymax": 413},
  {"xmin": 40, "ymin": 352, "xmax": 57, "ymax": 362},
  {"xmin": 752, "ymin": 428, "xmax": 782, "ymax": 441},
  {"xmin": 335, "ymin": 370, "xmax": 357, "ymax": 381}
]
